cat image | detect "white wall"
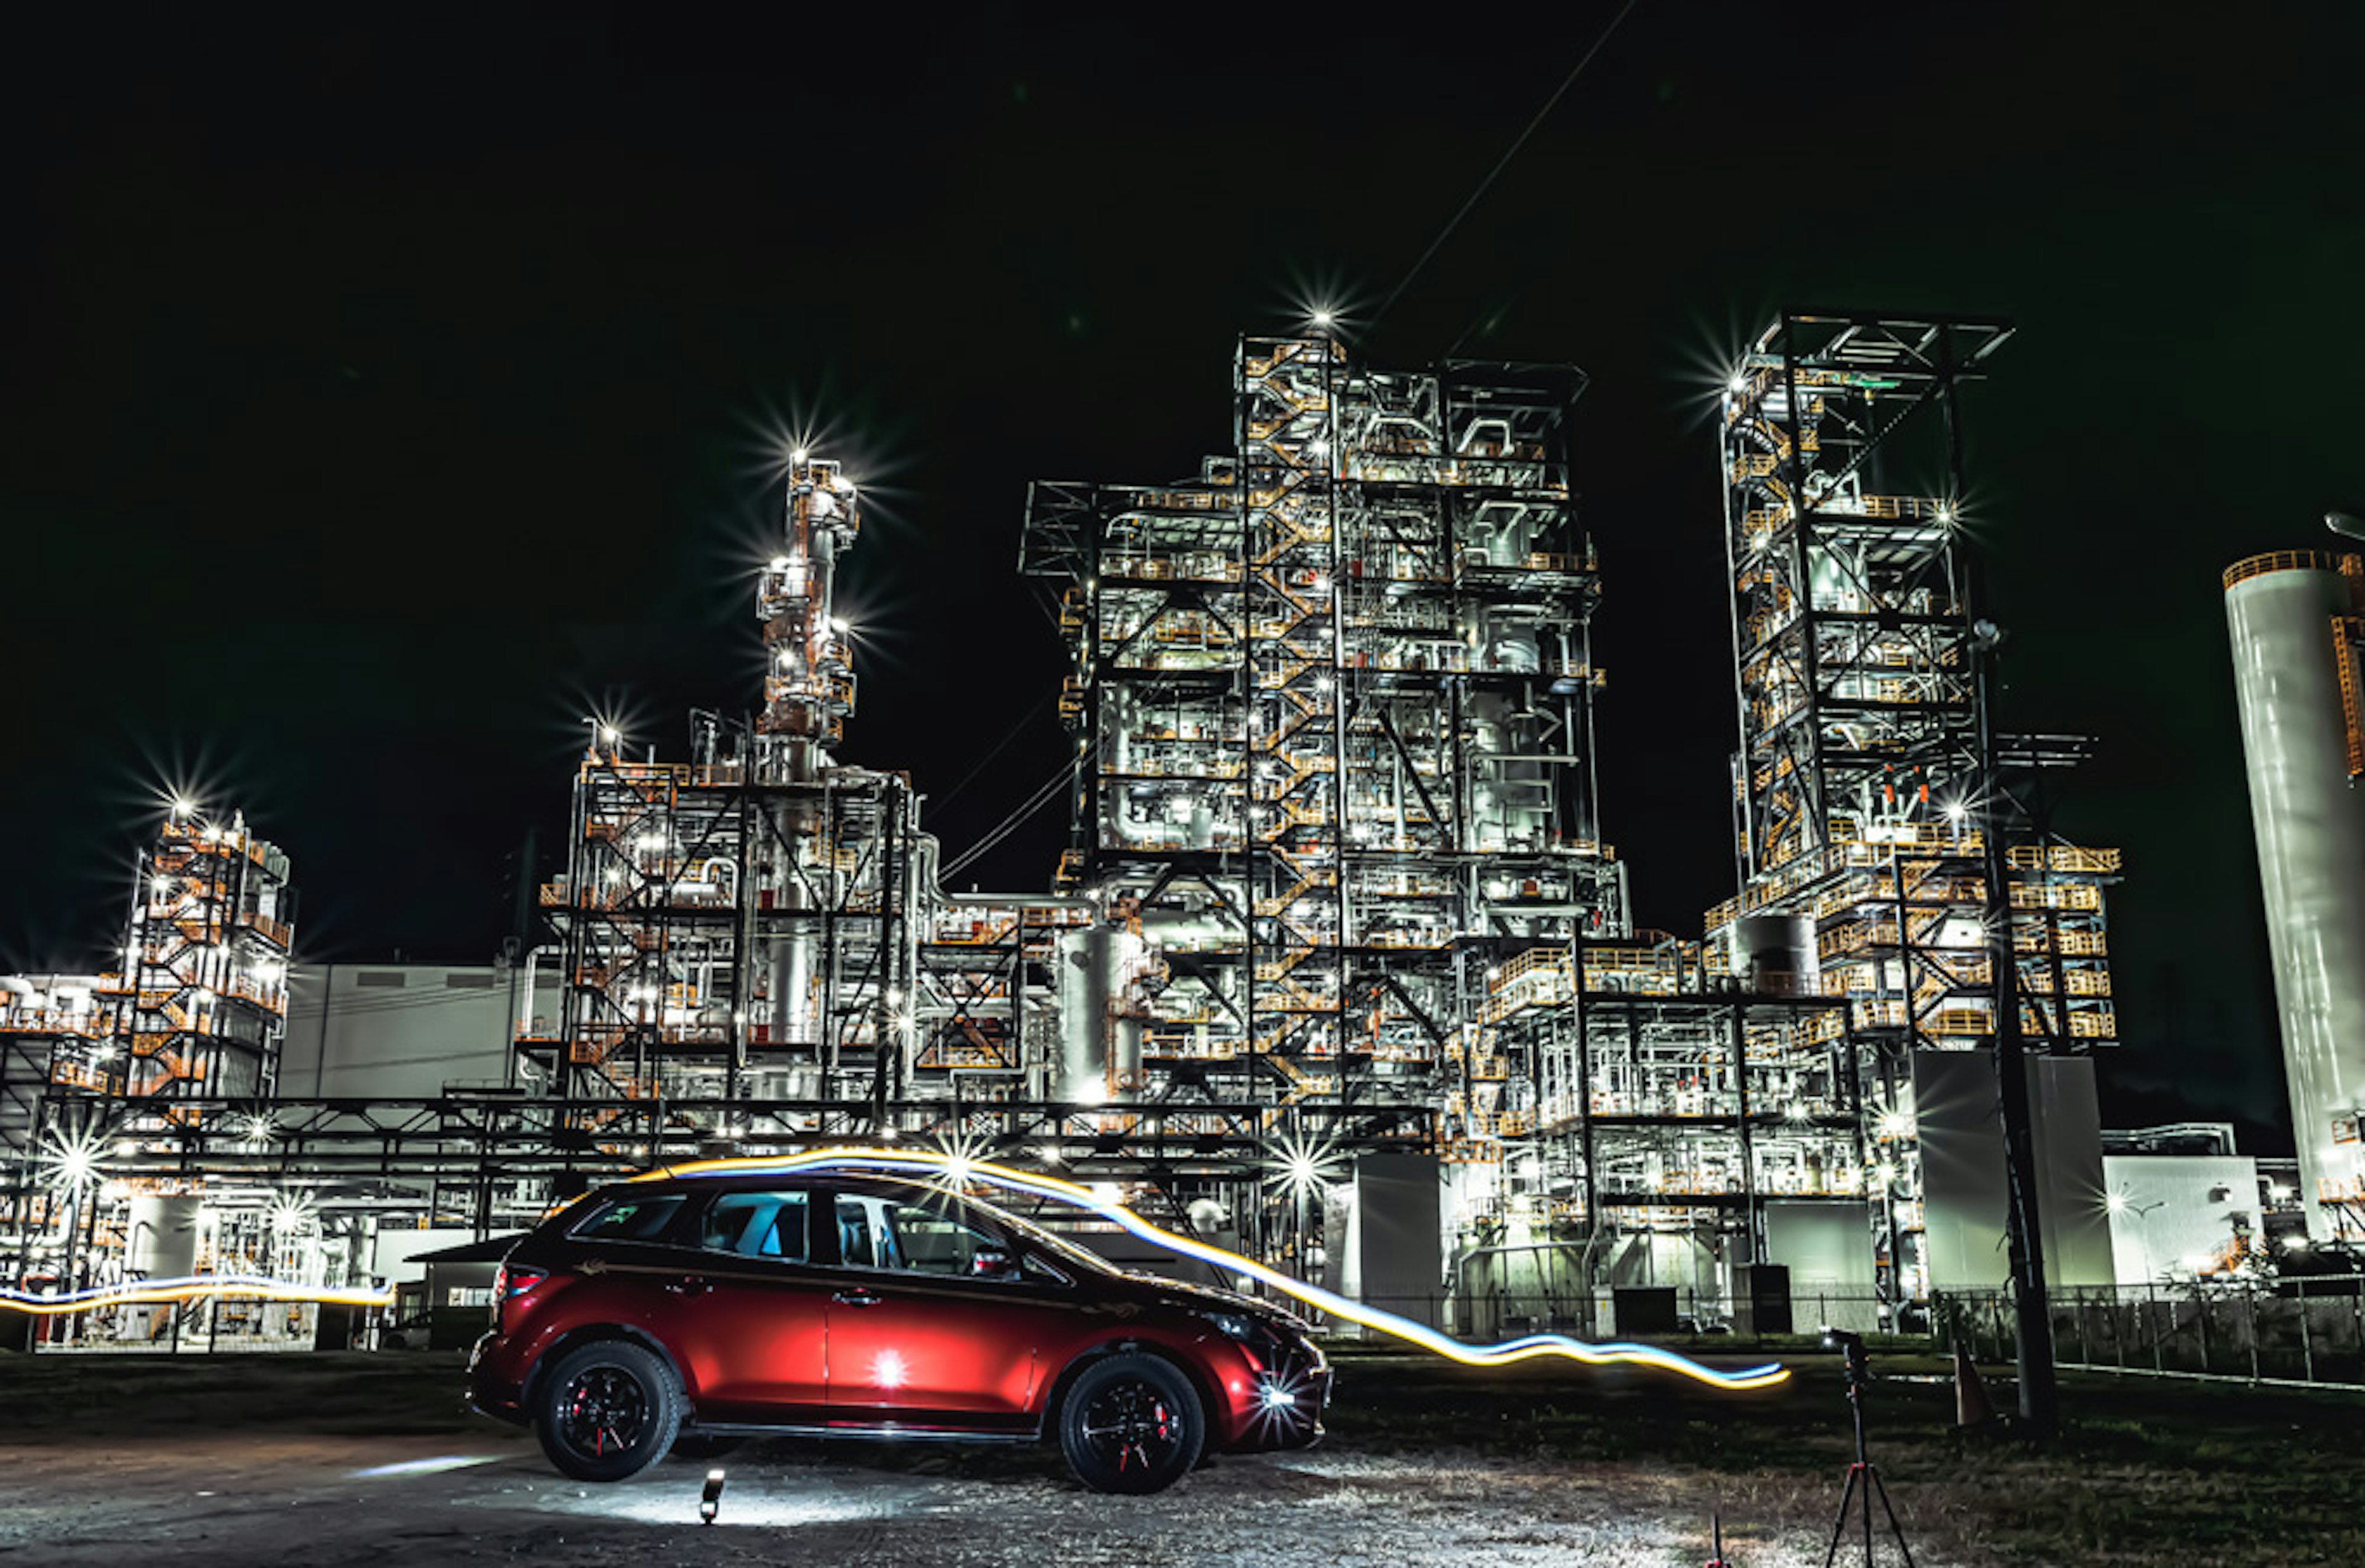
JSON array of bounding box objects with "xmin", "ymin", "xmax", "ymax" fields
[
  {"xmin": 1351, "ymin": 1154, "xmax": 1445, "ymax": 1325},
  {"xmin": 1915, "ymin": 1053, "xmax": 2116, "ymax": 1291},
  {"xmin": 1765, "ymin": 1202, "xmax": 1883, "ymax": 1333},
  {"xmin": 2102, "ymin": 1154, "xmax": 2262, "ymax": 1285},
  {"xmin": 280, "ymin": 962, "xmax": 551, "ymax": 1100},
  {"xmin": 369, "ymin": 1226, "xmax": 484, "ymax": 1287}
]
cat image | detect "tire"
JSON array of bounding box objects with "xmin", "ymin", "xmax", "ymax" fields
[
  {"xmin": 534, "ymin": 1340, "xmax": 682, "ymax": 1482},
  {"xmin": 669, "ymin": 1433, "xmax": 746, "ymax": 1462},
  {"xmin": 1057, "ymin": 1353, "xmax": 1203, "ymax": 1495}
]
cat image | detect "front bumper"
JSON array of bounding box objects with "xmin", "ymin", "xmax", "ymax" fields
[{"xmin": 1219, "ymin": 1341, "xmax": 1330, "ymax": 1451}]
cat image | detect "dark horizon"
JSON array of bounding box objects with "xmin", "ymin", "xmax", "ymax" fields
[{"xmin": 8, "ymin": 6, "xmax": 2358, "ymax": 1153}]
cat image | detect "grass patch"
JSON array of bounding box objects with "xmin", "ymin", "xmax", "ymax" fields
[{"xmin": 1324, "ymin": 1346, "xmax": 2364, "ymax": 1564}]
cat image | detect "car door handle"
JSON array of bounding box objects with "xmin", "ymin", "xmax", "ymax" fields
[
  {"xmin": 663, "ymin": 1276, "xmax": 713, "ymax": 1296},
  {"xmin": 833, "ymin": 1288, "xmax": 883, "ymax": 1307}
]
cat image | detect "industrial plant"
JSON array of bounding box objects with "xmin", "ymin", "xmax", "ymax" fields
[{"xmin": 3, "ymin": 312, "xmax": 2349, "ymax": 1351}]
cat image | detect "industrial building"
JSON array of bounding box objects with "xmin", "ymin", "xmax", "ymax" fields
[{"xmin": 5, "ymin": 315, "xmax": 2165, "ymax": 1344}]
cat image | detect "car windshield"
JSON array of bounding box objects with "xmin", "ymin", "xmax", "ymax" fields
[{"xmin": 950, "ymin": 1189, "xmax": 1123, "ymax": 1278}]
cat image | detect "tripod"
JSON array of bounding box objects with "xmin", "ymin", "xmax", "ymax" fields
[{"xmin": 1822, "ymin": 1335, "xmax": 1917, "ymax": 1567}]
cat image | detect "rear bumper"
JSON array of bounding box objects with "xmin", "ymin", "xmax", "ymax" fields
[{"xmin": 466, "ymin": 1331, "xmax": 529, "ymax": 1426}]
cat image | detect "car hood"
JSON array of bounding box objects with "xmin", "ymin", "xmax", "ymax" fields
[{"xmin": 1120, "ymin": 1273, "xmax": 1312, "ymax": 1333}]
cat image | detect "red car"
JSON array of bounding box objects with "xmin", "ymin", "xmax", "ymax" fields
[{"xmin": 468, "ymin": 1170, "xmax": 1329, "ymax": 1493}]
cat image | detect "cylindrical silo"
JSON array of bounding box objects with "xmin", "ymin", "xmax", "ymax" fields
[{"xmin": 2225, "ymin": 549, "xmax": 2365, "ymax": 1236}]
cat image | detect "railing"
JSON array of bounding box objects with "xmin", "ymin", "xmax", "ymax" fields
[{"xmin": 2222, "ymin": 549, "xmax": 2361, "ymax": 591}]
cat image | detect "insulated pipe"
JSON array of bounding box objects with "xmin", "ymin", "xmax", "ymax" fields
[
  {"xmin": 515, "ymin": 944, "xmax": 557, "ymax": 1042},
  {"xmin": 912, "ymin": 831, "xmax": 1094, "ymax": 911}
]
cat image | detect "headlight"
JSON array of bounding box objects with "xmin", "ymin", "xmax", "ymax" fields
[{"xmin": 1199, "ymin": 1311, "xmax": 1261, "ymax": 1341}]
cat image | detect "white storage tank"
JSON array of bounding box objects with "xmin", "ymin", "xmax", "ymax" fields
[
  {"xmin": 126, "ymin": 1194, "xmax": 203, "ymax": 1278},
  {"xmin": 2224, "ymin": 549, "xmax": 2365, "ymax": 1236}
]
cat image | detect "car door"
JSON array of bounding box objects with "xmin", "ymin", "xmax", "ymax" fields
[
  {"xmin": 650, "ymin": 1186, "xmax": 831, "ymax": 1426},
  {"xmin": 820, "ymin": 1186, "xmax": 1077, "ymax": 1432}
]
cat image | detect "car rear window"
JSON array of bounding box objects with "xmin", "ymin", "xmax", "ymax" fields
[{"xmin": 568, "ymin": 1194, "xmax": 686, "ymax": 1242}]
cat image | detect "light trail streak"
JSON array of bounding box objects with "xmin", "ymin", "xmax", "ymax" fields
[
  {"xmin": 0, "ymin": 1274, "xmax": 396, "ymax": 1317},
  {"xmin": 633, "ymin": 1146, "xmax": 1790, "ymax": 1391}
]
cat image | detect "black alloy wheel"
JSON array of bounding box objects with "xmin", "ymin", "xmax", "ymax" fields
[
  {"xmin": 1059, "ymin": 1353, "xmax": 1203, "ymax": 1494},
  {"xmin": 534, "ymin": 1340, "xmax": 682, "ymax": 1482}
]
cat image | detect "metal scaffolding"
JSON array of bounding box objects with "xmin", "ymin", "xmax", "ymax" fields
[
  {"xmin": 1, "ymin": 809, "xmax": 296, "ymax": 1287},
  {"xmin": 0, "ymin": 325, "xmax": 2124, "ymax": 1333},
  {"xmin": 1706, "ymin": 311, "xmax": 2122, "ymax": 1305}
]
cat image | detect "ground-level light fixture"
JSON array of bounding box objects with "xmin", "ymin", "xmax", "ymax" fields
[{"xmin": 699, "ymin": 1468, "xmax": 726, "ymax": 1524}]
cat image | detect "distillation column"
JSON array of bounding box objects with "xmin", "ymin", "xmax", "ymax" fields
[{"xmin": 756, "ymin": 457, "xmax": 862, "ymax": 1071}]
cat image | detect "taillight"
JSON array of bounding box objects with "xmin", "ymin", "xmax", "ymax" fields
[{"xmin": 494, "ymin": 1264, "xmax": 548, "ymax": 1303}]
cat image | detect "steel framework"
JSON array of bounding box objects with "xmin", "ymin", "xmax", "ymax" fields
[
  {"xmin": 1707, "ymin": 312, "xmax": 2121, "ymax": 1304},
  {"xmin": 0, "ymin": 325, "xmax": 2120, "ymax": 1332}
]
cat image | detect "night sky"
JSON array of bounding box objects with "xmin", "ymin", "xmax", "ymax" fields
[{"xmin": 8, "ymin": 7, "xmax": 2359, "ymax": 1147}]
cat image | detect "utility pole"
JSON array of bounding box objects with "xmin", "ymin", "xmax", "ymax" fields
[
  {"xmin": 1973, "ymin": 624, "xmax": 2060, "ymax": 1441},
  {"xmin": 1941, "ymin": 316, "xmax": 2058, "ymax": 1440}
]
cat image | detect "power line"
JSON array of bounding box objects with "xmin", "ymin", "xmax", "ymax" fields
[
  {"xmin": 929, "ymin": 689, "xmax": 1056, "ymax": 814},
  {"xmin": 1369, "ymin": 0, "xmax": 1644, "ymax": 336},
  {"xmin": 940, "ymin": 758, "xmax": 1079, "ymax": 884}
]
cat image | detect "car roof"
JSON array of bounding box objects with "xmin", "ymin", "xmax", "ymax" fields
[{"xmin": 594, "ymin": 1168, "xmax": 955, "ymax": 1202}]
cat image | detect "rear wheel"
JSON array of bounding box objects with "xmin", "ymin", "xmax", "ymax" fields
[
  {"xmin": 1057, "ymin": 1354, "xmax": 1203, "ymax": 1495},
  {"xmin": 535, "ymin": 1340, "xmax": 682, "ymax": 1482}
]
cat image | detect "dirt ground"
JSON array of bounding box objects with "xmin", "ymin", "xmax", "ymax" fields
[{"xmin": 0, "ymin": 1349, "xmax": 2356, "ymax": 1567}]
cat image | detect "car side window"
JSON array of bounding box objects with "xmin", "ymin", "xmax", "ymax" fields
[
  {"xmin": 698, "ymin": 1191, "xmax": 811, "ymax": 1262},
  {"xmin": 568, "ymin": 1195, "xmax": 687, "ymax": 1243},
  {"xmin": 833, "ymin": 1193, "xmax": 1009, "ymax": 1280}
]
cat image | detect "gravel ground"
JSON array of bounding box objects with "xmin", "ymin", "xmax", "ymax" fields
[
  {"xmin": 2, "ymin": 1349, "xmax": 2358, "ymax": 1566},
  {"xmin": 0, "ymin": 1428, "xmax": 1878, "ymax": 1568}
]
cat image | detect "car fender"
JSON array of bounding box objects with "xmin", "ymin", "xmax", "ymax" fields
[
  {"xmin": 1037, "ymin": 1335, "xmax": 1224, "ymax": 1446},
  {"xmin": 520, "ymin": 1322, "xmax": 697, "ymax": 1416}
]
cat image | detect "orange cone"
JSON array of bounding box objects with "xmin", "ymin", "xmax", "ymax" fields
[{"xmin": 1954, "ymin": 1337, "xmax": 1997, "ymax": 1428}]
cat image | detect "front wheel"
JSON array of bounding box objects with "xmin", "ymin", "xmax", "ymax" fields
[
  {"xmin": 1058, "ymin": 1353, "xmax": 1204, "ymax": 1495},
  {"xmin": 534, "ymin": 1340, "xmax": 682, "ymax": 1482}
]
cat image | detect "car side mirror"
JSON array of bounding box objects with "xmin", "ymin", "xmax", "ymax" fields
[{"xmin": 971, "ymin": 1247, "xmax": 1019, "ymax": 1280}]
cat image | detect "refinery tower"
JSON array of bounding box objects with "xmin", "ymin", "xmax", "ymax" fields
[
  {"xmin": 514, "ymin": 321, "xmax": 2124, "ymax": 1317},
  {"xmin": 1, "ymin": 319, "xmax": 2130, "ymax": 1330}
]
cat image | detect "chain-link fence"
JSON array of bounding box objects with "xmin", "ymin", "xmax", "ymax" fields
[
  {"xmin": 1938, "ymin": 1277, "xmax": 2365, "ymax": 1388},
  {"xmin": 1338, "ymin": 1279, "xmax": 2365, "ymax": 1390}
]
